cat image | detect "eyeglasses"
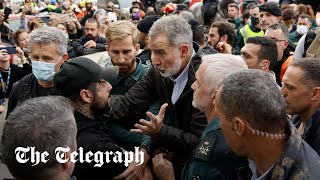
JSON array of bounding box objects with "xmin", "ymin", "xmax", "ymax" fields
[{"xmin": 269, "ymin": 37, "xmax": 287, "ymax": 42}]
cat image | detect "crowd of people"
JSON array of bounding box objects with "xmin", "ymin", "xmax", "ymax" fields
[{"xmin": 0, "ymin": 0, "xmax": 320, "ymax": 179}]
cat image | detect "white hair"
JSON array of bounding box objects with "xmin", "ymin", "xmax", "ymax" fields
[{"xmin": 202, "ymin": 54, "xmax": 248, "ymax": 92}]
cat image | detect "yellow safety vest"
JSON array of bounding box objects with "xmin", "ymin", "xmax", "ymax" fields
[{"xmin": 240, "ymin": 24, "xmax": 264, "ymax": 44}]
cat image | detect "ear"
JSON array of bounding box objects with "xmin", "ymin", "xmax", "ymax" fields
[
  {"xmin": 231, "ymin": 117, "xmax": 245, "ymax": 136},
  {"xmin": 311, "ymin": 87, "xmax": 320, "ymax": 101},
  {"xmin": 79, "ymin": 89, "xmax": 93, "ymax": 104},
  {"xmin": 220, "ymin": 34, "xmax": 228, "ymax": 43},
  {"xmin": 62, "ymin": 53, "xmax": 68, "ymax": 61},
  {"xmin": 283, "ymin": 40, "xmax": 289, "ymax": 49},
  {"xmin": 180, "ymin": 44, "xmax": 190, "ymax": 58},
  {"xmin": 105, "ymin": 44, "xmax": 109, "ymax": 52},
  {"xmin": 258, "ymin": 59, "xmax": 270, "ymax": 71},
  {"xmin": 61, "ymin": 150, "xmax": 73, "ymax": 174},
  {"xmin": 135, "ymin": 43, "xmax": 140, "ymax": 56},
  {"xmin": 210, "ymin": 89, "xmax": 217, "ymax": 107}
]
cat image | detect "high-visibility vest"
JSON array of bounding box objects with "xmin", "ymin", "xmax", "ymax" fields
[{"xmin": 240, "ymin": 24, "xmax": 264, "ymax": 44}]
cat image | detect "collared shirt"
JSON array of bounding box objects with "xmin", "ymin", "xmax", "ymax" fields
[
  {"xmin": 248, "ymin": 159, "xmax": 274, "ymax": 180},
  {"xmin": 109, "ymin": 58, "xmax": 149, "ymax": 95},
  {"xmin": 201, "ymin": 117, "xmax": 220, "ymax": 139},
  {"xmin": 170, "ymin": 50, "xmax": 195, "ymax": 104}
]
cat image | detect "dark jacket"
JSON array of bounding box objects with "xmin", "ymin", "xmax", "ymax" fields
[
  {"xmin": 109, "ymin": 45, "xmax": 207, "ymax": 165},
  {"xmin": 259, "ymin": 121, "xmax": 320, "ymax": 179},
  {"xmin": 6, "ymin": 74, "xmax": 60, "ymax": 117},
  {"xmin": 292, "ymin": 108, "xmax": 320, "ymax": 155},
  {"xmin": 72, "ymin": 111, "xmax": 126, "ymax": 180},
  {"xmin": 69, "ymin": 36, "xmax": 107, "ymax": 58}
]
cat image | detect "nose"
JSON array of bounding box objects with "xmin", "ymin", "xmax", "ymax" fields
[
  {"xmin": 280, "ymin": 86, "xmax": 286, "ymax": 97},
  {"xmin": 151, "ymin": 53, "xmax": 160, "ymax": 66},
  {"xmin": 191, "ymin": 82, "xmax": 196, "ymax": 90}
]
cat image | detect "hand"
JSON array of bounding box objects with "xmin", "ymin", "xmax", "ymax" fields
[
  {"xmin": 84, "ymin": 40, "xmax": 97, "ymax": 48},
  {"xmin": 70, "ymin": 12, "xmax": 78, "ymax": 22},
  {"xmin": 131, "ymin": 103, "xmax": 168, "ymax": 136},
  {"xmin": 15, "ymin": 46, "xmax": 25, "ymax": 59},
  {"xmin": 215, "ymin": 42, "xmax": 232, "ymax": 54},
  {"xmin": 0, "ymin": 11, "xmax": 4, "ymax": 22},
  {"xmin": 152, "ymin": 153, "xmax": 175, "ymax": 180},
  {"xmin": 0, "ymin": 105, "xmax": 5, "ymax": 113},
  {"xmin": 142, "ymin": 166, "xmax": 153, "ymax": 180},
  {"xmin": 113, "ymin": 149, "xmax": 150, "ymax": 180}
]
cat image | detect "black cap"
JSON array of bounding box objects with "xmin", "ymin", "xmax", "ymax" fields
[
  {"xmin": 260, "ymin": 2, "xmax": 282, "ymax": 17},
  {"xmin": 174, "ymin": 4, "xmax": 188, "ymax": 14},
  {"xmin": 54, "ymin": 57, "xmax": 119, "ymax": 96},
  {"xmin": 188, "ymin": 18, "xmax": 202, "ymax": 30},
  {"xmin": 137, "ymin": 15, "xmax": 160, "ymax": 33}
]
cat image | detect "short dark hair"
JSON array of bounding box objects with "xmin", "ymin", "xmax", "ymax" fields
[
  {"xmin": 228, "ymin": 3, "xmax": 239, "ymax": 11},
  {"xmin": 267, "ymin": 23, "xmax": 289, "ymax": 39},
  {"xmin": 290, "ymin": 58, "xmax": 320, "ymax": 89},
  {"xmin": 1, "ymin": 96, "xmax": 76, "ymax": 180},
  {"xmin": 219, "ymin": 69, "xmax": 287, "ymax": 132},
  {"xmin": 210, "ymin": 21, "xmax": 235, "ymax": 45},
  {"xmin": 298, "ymin": 14, "xmax": 312, "ymax": 23},
  {"xmin": 282, "ymin": 8, "xmax": 296, "ymax": 21},
  {"xmin": 86, "ymin": 18, "xmax": 100, "ymax": 28},
  {"xmin": 246, "ymin": 36, "xmax": 278, "ymax": 70}
]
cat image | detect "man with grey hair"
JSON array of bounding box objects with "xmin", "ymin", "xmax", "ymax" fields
[
  {"xmin": 7, "ymin": 27, "xmax": 68, "ymax": 116},
  {"xmin": 152, "ymin": 54, "xmax": 251, "ymax": 180},
  {"xmin": 109, "ymin": 15, "xmax": 207, "ymax": 177},
  {"xmin": 215, "ymin": 69, "xmax": 320, "ymax": 179},
  {"xmin": 1, "ymin": 96, "xmax": 77, "ymax": 180}
]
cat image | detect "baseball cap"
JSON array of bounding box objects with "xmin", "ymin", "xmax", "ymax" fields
[
  {"xmin": 260, "ymin": 2, "xmax": 282, "ymax": 17},
  {"xmin": 54, "ymin": 57, "xmax": 119, "ymax": 96}
]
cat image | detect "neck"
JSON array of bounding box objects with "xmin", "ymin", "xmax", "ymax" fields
[
  {"xmin": 248, "ymin": 136, "xmax": 286, "ymax": 175},
  {"xmin": 0, "ymin": 61, "xmax": 10, "ymax": 70},
  {"xmin": 298, "ymin": 104, "xmax": 320, "ymax": 123},
  {"xmin": 73, "ymin": 102, "xmax": 94, "ymax": 119},
  {"xmin": 205, "ymin": 105, "xmax": 217, "ymax": 123},
  {"xmin": 37, "ymin": 80, "xmax": 54, "ymax": 88},
  {"xmin": 173, "ymin": 53, "xmax": 192, "ymax": 78}
]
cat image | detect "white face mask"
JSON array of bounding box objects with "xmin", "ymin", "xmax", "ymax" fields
[
  {"xmin": 296, "ymin": 25, "xmax": 308, "ymax": 35},
  {"xmin": 31, "ymin": 56, "xmax": 62, "ymax": 82}
]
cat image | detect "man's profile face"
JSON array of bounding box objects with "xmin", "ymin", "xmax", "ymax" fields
[
  {"xmin": 240, "ymin": 43, "xmax": 260, "ymax": 69},
  {"xmin": 149, "ymin": 33, "xmax": 182, "ymax": 78},
  {"xmin": 85, "ymin": 22, "xmax": 99, "ymax": 41},
  {"xmin": 91, "ymin": 80, "xmax": 112, "ymax": 111},
  {"xmin": 259, "ymin": 11, "xmax": 280, "ymax": 31},
  {"xmin": 208, "ymin": 27, "xmax": 220, "ymax": 47},
  {"xmin": 107, "ymin": 36, "xmax": 139, "ymax": 77},
  {"xmin": 191, "ymin": 63, "xmax": 211, "ymax": 112},
  {"xmin": 281, "ymin": 66, "xmax": 312, "ymax": 116}
]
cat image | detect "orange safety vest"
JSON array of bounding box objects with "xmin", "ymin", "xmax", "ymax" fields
[{"xmin": 280, "ymin": 52, "xmax": 294, "ymax": 81}]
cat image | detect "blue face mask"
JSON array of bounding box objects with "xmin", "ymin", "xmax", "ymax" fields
[{"xmin": 31, "ymin": 57, "xmax": 62, "ymax": 82}]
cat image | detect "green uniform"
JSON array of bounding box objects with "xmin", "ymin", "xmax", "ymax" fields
[
  {"xmin": 181, "ymin": 118, "xmax": 251, "ymax": 180},
  {"xmin": 105, "ymin": 58, "xmax": 159, "ymax": 151},
  {"xmin": 289, "ymin": 32, "xmax": 303, "ymax": 45}
]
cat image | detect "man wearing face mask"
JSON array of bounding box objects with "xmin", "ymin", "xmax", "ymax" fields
[
  {"xmin": 234, "ymin": 5, "xmax": 264, "ymax": 55},
  {"xmin": 6, "ymin": 27, "xmax": 68, "ymax": 117},
  {"xmin": 289, "ymin": 14, "xmax": 312, "ymax": 45}
]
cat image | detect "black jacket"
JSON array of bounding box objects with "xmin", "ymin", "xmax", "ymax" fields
[
  {"xmin": 6, "ymin": 74, "xmax": 60, "ymax": 117},
  {"xmin": 69, "ymin": 36, "xmax": 107, "ymax": 58},
  {"xmin": 110, "ymin": 46, "xmax": 207, "ymax": 161},
  {"xmin": 292, "ymin": 108, "xmax": 320, "ymax": 156},
  {"xmin": 72, "ymin": 111, "xmax": 126, "ymax": 180}
]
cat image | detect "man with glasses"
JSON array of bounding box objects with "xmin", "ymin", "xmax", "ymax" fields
[{"xmin": 264, "ymin": 23, "xmax": 293, "ymax": 86}]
